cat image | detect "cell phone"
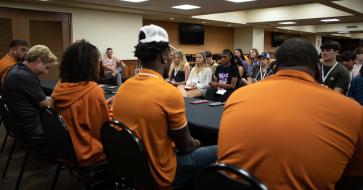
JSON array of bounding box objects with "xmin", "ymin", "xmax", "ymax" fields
[
  {"xmin": 209, "ymin": 102, "xmax": 224, "ymax": 106},
  {"xmin": 191, "ymin": 100, "xmax": 209, "ymax": 104}
]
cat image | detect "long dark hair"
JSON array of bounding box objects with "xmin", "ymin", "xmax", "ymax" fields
[
  {"xmin": 234, "ymin": 48, "xmax": 246, "ymax": 61},
  {"xmin": 60, "ymin": 39, "xmax": 100, "ymax": 82}
]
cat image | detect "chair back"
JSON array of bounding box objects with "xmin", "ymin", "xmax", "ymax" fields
[
  {"xmin": 195, "ymin": 163, "xmax": 268, "ymax": 190},
  {"xmin": 101, "ymin": 120, "xmax": 155, "ymax": 189},
  {"xmin": 0, "ymin": 96, "xmax": 16, "ymax": 137},
  {"xmin": 40, "ymin": 106, "xmax": 79, "ymax": 168}
]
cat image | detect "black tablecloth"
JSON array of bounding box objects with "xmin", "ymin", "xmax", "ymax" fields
[
  {"xmin": 184, "ymin": 97, "xmax": 224, "ymax": 145},
  {"xmin": 40, "ymin": 80, "xmax": 118, "ymax": 99},
  {"xmin": 40, "ymin": 80, "xmax": 57, "ymax": 96}
]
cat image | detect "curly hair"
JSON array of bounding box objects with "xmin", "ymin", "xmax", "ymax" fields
[
  {"xmin": 134, "ymin": 42, "xmax": 169, "ymax": 66},
  {"xmin": 59, "ymin": 39, "xmax": 100, "ymax": 82}
]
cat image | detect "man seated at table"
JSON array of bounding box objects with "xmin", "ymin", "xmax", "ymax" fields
[
  {"xmin": 112, "ymin": 24, "xmax": 217, "ymax": 189},
  {"xmin": 3, "ymin": 45, "xmax": 57, "ymax": 142},
  {"xmin": 218, "ymin": 38, "xmax": 363, "ymax": 190},
  {"xmin": 0, "ymin": 39, "xmax": 29, "ymax": 90}
]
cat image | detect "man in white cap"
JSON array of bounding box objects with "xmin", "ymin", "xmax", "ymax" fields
[{"xmin": 112, "ymin": 24, "xmax": 217, "ymax": 189}]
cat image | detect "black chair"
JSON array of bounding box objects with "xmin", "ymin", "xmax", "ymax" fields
[
  {"xmin": 101, "ymin": 120, "xmax": 155, "ymax": 189},
  {"xmin": 40, "ymin": 106, "xmax": 112, "ymax": 190},
  {"xmin": 0, "ymin": 97, "xmax": 17, "ymax": 179},
  {"xmin": 0, "ymin": 95, "xmax": 13, "ymax": 153},
  {"xmin": 194, "ymin": 163, "xmax": 268, "ymax": 190},
  {"xmin": 0, "ymin": 96, "xmax": 47, "ymax": 190}
]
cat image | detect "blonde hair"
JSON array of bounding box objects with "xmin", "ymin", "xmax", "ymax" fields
[
  {"xmin": 190, "ymin": 52, "xmax": 206, "ymax": 76},
  {"xmin": 25, "ymin": 45, "xmax": 57, "ymax": 65},
  {"xmin": 171, "ymin": 49, "xmax": 188, "ymax": 71}
]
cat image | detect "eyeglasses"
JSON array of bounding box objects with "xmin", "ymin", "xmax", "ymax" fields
[{"xmin": 259, "ymin": 57, "xmax": 268, "ymax": 60}]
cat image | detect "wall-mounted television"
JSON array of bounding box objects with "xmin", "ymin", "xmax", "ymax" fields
[
  {"xmin": 271, "ymin": 32, "xmax": 284, "ymax": 47},
  {"xmin": 179, "ymin": 23, "xmax": 204, "ymax": 45}
]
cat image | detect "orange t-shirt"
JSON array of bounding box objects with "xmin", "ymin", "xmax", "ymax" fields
[
  {"xmin": 52, "ymin": 81, "xmax": 110, "ymax": 167},
  {"xmin": 218, "ymin": 70, "xmax": 363, "ymax": 190},
  {"xmin": 0, "ymin": 54, "xmax": 16, "ymax": 88},
  {"xmin": 112, "ymin": 68, "xmax": 187, "ymax": 189}
]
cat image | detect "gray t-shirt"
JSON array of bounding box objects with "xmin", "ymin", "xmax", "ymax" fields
[{"xmin": 320, "ymin": 62, "xmax": 350, "ymax": 92}]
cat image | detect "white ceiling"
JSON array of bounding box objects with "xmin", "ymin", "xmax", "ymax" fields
[{"xmin": 10, "ymin": 0, "xmax": 363, "ymax": 38}]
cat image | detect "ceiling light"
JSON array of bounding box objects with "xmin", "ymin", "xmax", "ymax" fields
[
  {"xmin": 337, "ymin": 31, "xmax": 349, "ymax": 34},
  {"xmin": 202, "ymin": 21, "xmax": 206, "ymax": 24},
  {"xmin": 320, "ymin": 18, "xmax": 340, "ymax": 22},
  {"xmin": 227, "ymin": 24, "xmax": 232, "ymax": 27},
  {"xmin": 172, "ymin": 4, "xmax": 200, "ymax": 10},
  {"xmin": 169, "ymin": 18, "xmax": 174, "ymax": 20},
  {"xmin": 278, "ymin": 21, "xmax": 296, "ymax": 25},
  {"xmin": 39, "ymin": 0, "xmax": 48, "ymax": 1},
  {"xmin": 226, "ymin": 0, "xmax": 256, "ymax": 2},
  {"xmin": 120, "ymin": 0, "xmax": 148, "ymax": 2}
]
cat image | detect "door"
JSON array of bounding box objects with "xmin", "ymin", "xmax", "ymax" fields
[{"xmin": 0, "ymin": 7, "xmax": 71, "ymax": 80}]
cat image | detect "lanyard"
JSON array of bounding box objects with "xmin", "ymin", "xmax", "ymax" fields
[
  {"xmin": 321, "ymin": 62, "xmax": 338, "ymax": 83},
  {"xmin": 259, "ymin": 65, "xmax": 268, "ymax": 80},
  {"xmin": 137, "ymin": 72, "xmax": 160, "ymax": 78}
]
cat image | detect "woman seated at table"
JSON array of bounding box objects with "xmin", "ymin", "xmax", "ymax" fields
[
  {"xmin": 168, "ymin": 49, "xmax": 190, "ymax": 86},
  {"xmin": 206, "ymin": 49, "xmax": 240, "ymax": 102},
  {"xmin": 52, "ymin": 40, "xmax": 112, "ymax": 186},
  {"xmin": 178, "ymin": 52, "xmax": 212, "ymax": 98}
]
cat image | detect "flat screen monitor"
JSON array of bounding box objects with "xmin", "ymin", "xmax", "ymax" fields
[
  {"xmin": 271, "ymin": 32, "xmax": 284, "ymax": 47},
  {"xmin": 179, "ymin": 23, "xmax": 204, "ymax": 45}
]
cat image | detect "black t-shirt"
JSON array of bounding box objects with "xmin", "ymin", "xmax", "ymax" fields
[
  {"xmin": 320, "ymin": 63, "xmax": 350, "ymax": 92},
  {"xmin": 3, "ymin": 63, "xmax": 46, "ymax": 140},
  {"xmin": 214, "ymin": 63, "xmax": 240, "ymax": 88}
]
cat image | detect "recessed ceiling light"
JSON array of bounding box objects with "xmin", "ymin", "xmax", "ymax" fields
[
  {"xmin": 202, "ymin": 21, "xmax": 206, "ymax": 24},
  {"xmin": 120, "ymin": 0, "xmax": 148, "ymax": 2},
  {"xmin": 278, "ymin": 21, "xmax": 296, "ymax": 25},
  {"xmin": 169, "ymin": 18, "xmax": 174, "ymax": 20},
  {"xmin": 39, "ymin": 0, "xmax": 48, "ymax": 1},
  {"xmin": 273, "ymin": 29, "xmax": 278, "ymax": 32},
  {"xmin": 172, "ymin": 4, "xmax": 200, "ymax": 10},
  {"xmin": 320, "ymin": 18, "xmax": 340, "ymax": 22},
  {"xmin": 225, "ymin": 0, "xmax": 256, "ymax": 2}
]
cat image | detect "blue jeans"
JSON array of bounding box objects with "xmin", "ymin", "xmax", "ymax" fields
[{"xmin": 173, "ymin": 145, "xmax": 217, "ymax": 188}]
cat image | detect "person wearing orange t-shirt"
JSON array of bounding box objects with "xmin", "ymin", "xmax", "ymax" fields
[
  {"xmin": 0, "ymin": 39, "xmax": 28, "ymax": 90},
  {"xmin": 218, "ymin": 38, "xmax": 363, "ymax": 190},
  {"xmin": 112, "ymin": 24, "xmax": 217, "ymax": 189},
  {"xmin": 52, "ymin": 40, "xmax": 112, "ymax": 187}
]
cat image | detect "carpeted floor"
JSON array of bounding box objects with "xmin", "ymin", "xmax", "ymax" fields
[{"xmin": 0, "ymin": 124, "xmax": 83, "ymax": 190}]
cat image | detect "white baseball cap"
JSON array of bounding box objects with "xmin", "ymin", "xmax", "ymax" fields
[{"xmin": 139, "ymin": 24, "xmax": 169, "ymax": 43}]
